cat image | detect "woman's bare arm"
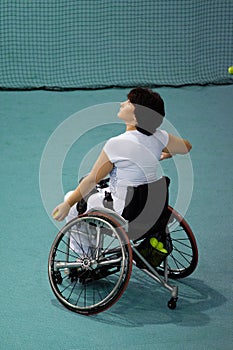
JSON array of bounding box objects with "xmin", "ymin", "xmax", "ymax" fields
[
  {"xmin": 161, "ymin": 133, "xmax": 192, "ymax": 158},
  {"xmin": 52, "ymin": 150, "xmax": 113, "ymax": 221}
]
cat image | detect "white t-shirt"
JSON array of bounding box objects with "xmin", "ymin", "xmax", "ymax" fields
[{"xmin": 102, "ymin": 129, "xmax": 169, "ymax": 213}]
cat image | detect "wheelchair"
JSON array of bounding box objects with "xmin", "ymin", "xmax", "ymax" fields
[{"xmin": 48, "ymin": 177, "xmax": 198, "ymax": 315}]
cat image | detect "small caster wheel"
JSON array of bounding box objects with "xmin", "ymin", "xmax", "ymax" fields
[{"xmin": 168, "ymin": 297, "xmax": 177, "ymax": 309}]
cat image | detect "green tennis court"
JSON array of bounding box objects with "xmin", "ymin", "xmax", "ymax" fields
[{"xmin": 0, "ymin": 1, "xmax": 233, "ymax": 349}]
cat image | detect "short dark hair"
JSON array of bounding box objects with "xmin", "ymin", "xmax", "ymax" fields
[{"xmin": 127, "ymin": 87, "xmax": 165, "ymax": 135}]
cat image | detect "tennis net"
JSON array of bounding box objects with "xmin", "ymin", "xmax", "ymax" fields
[{"xmin": 0, "ymin": 0, "xmax": 232, "ymax": 89}]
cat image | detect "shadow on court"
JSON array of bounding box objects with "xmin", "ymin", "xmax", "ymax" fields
[{"xmin": 49, "ymin": 269, "xmax": 227, "ymax": 329}]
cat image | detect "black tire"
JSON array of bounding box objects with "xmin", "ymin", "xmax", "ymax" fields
[
  {"xmin": 156, "ymin": 206, "xmax": 198, "ymax": 279},
  {"xmin": 48, "ymin": 212, "xmax": 132, "ymax": 315}
]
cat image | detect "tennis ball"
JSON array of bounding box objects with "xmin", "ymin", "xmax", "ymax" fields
[
  {"xmin": 150, "ymin": 237, "xmax": 158, "ymax": 248},
  {"xmin": 159, "ymin": 248, "xmax": 168, "ymax": 254},
  {"xmin": 156, "ymin": 242, "xmax": 164, "ymax": 250},
  {"xmin": 53, "ymin": 210, "xmax": 59, "ymax": 218},
  {"xmin": 228, "ymin": 66, "xmax": 233, "ymax": 74}
]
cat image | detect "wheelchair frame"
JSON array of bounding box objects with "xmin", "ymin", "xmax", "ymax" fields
[{"xmin": 48, "ymin": 205, "xmax": 198, "ymax": 315}]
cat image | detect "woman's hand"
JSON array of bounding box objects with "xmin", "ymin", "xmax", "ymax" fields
[
  {"xmin": 52, "ymin": 201, "xmax": 70, "ymax": 221},
  {"xmin": 160, "ymin": 152, "xmax": 172, "ymax": 161}
]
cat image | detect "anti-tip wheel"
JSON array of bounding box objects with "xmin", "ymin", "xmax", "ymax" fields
[{"xmin": 168, "ymin": 297, "xmax": 177, "ymax": 310}]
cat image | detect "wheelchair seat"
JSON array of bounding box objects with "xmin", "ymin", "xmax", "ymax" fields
[{"xmin": 122, "ymin": 176, "xmax": 170, "ymax": 241}]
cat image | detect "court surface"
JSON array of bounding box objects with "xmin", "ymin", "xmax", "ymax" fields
[{"xmin": 0, "ymin": 84, "xmax": 232, "ymax": 349}]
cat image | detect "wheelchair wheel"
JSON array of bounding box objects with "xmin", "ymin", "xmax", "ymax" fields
[
  {"xmin": 48, "ymin": 212, "xmax": 132, "ymax": 315},
  {"xmin": 156, "ymin": 206, "xmax": 198, "ymax": 279}
]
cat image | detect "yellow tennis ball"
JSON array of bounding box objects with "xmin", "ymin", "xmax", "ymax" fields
[
  {"xmin": 156, "ymin": 242, "xmax": 164, "ymax": 250},
  {"xmin": 53, "ymin": 210, "xmax": 59, "ymax": 218},
  {"xmin": 228, "ymin": 66, "xmax": 233, "ymax": 74},
  {"xmin": 160, "ymin": 248, "xmax": 168, "ymax": 254},
  {"xmin": 150, "ymin": 237, "xmax": 158, "ymax": 248}
]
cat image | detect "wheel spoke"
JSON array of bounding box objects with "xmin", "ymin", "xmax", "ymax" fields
[
  {"xmin": 156, "ymin": 207, "xmax": 198, "ymax": 279},
  {"xmin": 48, "ymin": 214, "xmax": 132, "ymax": 314}
]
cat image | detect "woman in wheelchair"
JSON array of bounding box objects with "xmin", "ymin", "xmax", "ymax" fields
[
  {"xmin": 52, "ymin": 87, "xmax": 191, "ymax": 224},
  {"xmin": 49, "ymin": 87, "xmax": 195, "ymax": 314}
]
